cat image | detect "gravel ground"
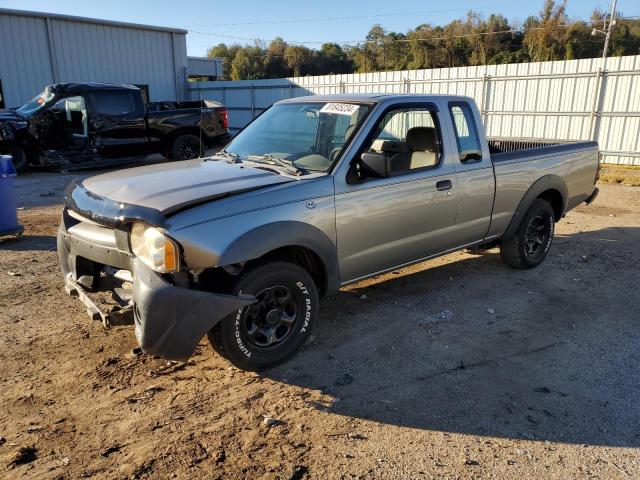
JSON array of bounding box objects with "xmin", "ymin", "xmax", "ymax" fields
[{"xmin": 0, "ymin": 173, "xmax": 639, "ymax": 479}]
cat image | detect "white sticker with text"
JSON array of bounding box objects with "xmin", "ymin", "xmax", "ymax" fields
[{"xmin": 320, "ymin": 103, "xmax": 360, "ymax": 116}]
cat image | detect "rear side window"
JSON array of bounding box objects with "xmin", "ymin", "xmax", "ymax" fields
[
  {"xmin": 449, "ymin": 102, "xmax": 482, "ymax": 162},
  {"xmin": 91, "ymin": 90, "xmax": 139, "ymax": 117}
]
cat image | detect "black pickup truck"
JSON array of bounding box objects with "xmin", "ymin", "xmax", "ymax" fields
[{"xmin": 0, "ymin": 83, "xmax": 229, "ymax": 171}]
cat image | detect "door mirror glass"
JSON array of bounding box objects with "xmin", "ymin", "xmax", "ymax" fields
[{"xmin": 360, "ymin": 152, "xmax": 391, "ymax": 178}]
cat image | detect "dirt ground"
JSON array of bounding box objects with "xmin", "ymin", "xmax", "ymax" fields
[{"xmin": 1, "ymin": 172, "xmax": 639, "ymax": 479}]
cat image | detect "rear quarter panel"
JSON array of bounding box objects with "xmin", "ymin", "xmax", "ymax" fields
[{"xmin": 488, "ymin": 143, "xmax": 598, "ymax": 238}]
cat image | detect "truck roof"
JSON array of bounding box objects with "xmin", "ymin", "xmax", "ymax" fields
[
  {"xmin": 276, "ymin": 93, "xmax": 472, "ymax": 105},
  {"xmin": 46, "ymin": 82, "xmax": 140, "ymax": 96}
]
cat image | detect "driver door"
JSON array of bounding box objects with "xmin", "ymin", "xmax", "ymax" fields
[
  {"xmin": 35, "ymin": 96, "xmax": 88, "ymax": 156},
  {"xmin": 334, "ymin": 104, "xmax": 460, "ymax": 283}
]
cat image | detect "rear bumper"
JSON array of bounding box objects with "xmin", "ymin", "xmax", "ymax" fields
[
  {"xmin": 585, "ymin": 187, "xmax": 599, "ymax": 205},
  {"xmin": 57, "ymin": 213, "xmax": 253, "ymax": 360}
]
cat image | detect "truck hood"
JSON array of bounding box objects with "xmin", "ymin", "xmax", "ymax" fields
[{"xmin": 69, "ymin": 159, "xmax": 297, "ymax": 227}]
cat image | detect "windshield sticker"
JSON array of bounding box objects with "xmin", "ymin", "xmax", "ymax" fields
[{"xmin": 320, "ymin": 103, "xmax": 360, "ymax": 116}]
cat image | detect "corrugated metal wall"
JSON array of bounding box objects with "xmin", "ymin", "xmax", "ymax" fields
[
  {"xmin": 189, "ymin": 55, "xmax": 640, "ymax": 165},
  {"xmin": 0, "ymin": 10, "xmax": 188, "ymax": 107},
  {"xmin": 187, "ymin": 57, "xmax": 223, "ymax": 78}
]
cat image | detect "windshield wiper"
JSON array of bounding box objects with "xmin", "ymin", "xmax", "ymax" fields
[{"xmin": 246, "ymin": 154, "xmax": 306, "ymax": 176}]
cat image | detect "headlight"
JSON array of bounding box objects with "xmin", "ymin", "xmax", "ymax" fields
[{"xmin": 130, "ymin": 223, "xmax": 179, "ymax": 273}]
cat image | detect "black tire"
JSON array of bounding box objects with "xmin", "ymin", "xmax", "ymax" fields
[
  {"xmin": 500, "ymin": 198, "xmax": 555, "ymax": 269},
  {"xmin": 171, "ymin": 134, "xmax": 203, "ymax": 161},
  {"xmin": 0, "ymin": 145, "xmax": 28, "ymax": 172},
  {"xmin": 207, "ymin": 261, "xmax": 319, "ymax": 371}
]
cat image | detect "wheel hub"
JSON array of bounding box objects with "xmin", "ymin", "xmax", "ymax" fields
[
  {"xmin": 266, "ymin": 308, "xmax": 281, "ymax": 325},
  {"xmin": 524, "ymin": 216, "xmax": 548, "ymax": 256},
  {"xmin": 241, "ymin": 285, "xmax": 298, "ymax": 349}
]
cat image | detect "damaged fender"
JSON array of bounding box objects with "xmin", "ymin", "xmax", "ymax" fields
[{"xmin": 132, "ymin": 260, "xmax": 254, "ymax": 360}]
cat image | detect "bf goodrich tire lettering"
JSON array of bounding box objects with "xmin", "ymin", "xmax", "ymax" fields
[{"xmin": 208, "ymin": 262, "xmax": 319, "ymax": 371}]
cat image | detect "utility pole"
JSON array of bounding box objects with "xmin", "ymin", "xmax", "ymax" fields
[{"xmin": 592, "ymin": 0, "xmax": 618, "ymax": 61}]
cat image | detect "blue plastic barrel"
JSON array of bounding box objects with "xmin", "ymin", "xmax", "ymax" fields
[{"xmin": 0, "ymin": 155, "xmax": 24, "ymax": 238}]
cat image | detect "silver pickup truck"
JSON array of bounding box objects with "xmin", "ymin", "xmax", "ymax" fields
[{"xmin": 58, "ymin": 94, "xmax": 599, "ymax": 370}]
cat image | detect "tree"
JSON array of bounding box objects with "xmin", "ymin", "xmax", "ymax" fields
[
  {"xmin": 284, "ymin": 45, "xmax": 305, "ymax": 76},
  {"xmin": 198, "ymin": 0, "xmax": 640, "ymax": 80},
  {"xmin": 207, "ymin": 43, "xmax": 231, "ymax": 80},
  {"xmin": 230, "ymin": 49, "xmax": 252, "ymax": 80},
  {"xmin": 523, "ymin": 0, "xmax": 569, "ymax": 61}
]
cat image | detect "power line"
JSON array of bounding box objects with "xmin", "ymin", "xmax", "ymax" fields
[
  {"xmin": 179, "ymin": 2, "xmax": 539, "ymax": 27},
  {"xmin": 192, "ymin": 16, "xmax": 638, "ymax": 51}
]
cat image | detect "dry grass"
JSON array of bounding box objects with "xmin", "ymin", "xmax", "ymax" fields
[{"xmin": 599, "ymin": 164, "xmax": 640, "ymax": 186}]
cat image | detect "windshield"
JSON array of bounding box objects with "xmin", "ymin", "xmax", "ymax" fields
[
  {"xmin": 223, "ymin": 102, "xmax": 371, "ymax": 173},
  {"xmin": 16, "ymin": 87, "xmax": 56, "ymax": 117}
]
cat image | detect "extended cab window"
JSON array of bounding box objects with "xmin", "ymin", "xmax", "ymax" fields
[
  {"xmin": 364, "ymin": 107, "xmax": 441, "ymax": 175},
  {"xmin": 449, "ymin": 103, "xmax": 482, "ymax": 162},
  {"xmin": 91, "ymin": 91, "xmax": 139, "ymax": 117}
]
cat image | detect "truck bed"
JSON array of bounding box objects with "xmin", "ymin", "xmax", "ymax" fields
[{"xmin": 486, "ymin": 138, "xmax": 600, "ymax": 239}]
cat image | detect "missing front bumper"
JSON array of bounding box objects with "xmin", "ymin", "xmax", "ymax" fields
[
  {"xmin": 132, "ymin": 259, "xmax": 254, "ymax": 360},
  {"xmin": 58, "ymin": 223, "xmax": 254, "ymax": 360}
]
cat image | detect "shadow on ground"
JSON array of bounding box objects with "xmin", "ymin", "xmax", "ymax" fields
[
  {"xmin": 265, "ymin": 226, "xmax": 640, "ymax": 448},
  {"xmin": 0, "ymin": 235, "xmax": 56, "ymax": 252}
]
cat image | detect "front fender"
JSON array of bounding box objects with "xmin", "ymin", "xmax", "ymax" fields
[
  {"xmin": 169, "ymin": 195, "xmax": 339, "ymax": 294},
  {"xmin": 219, "ymin": 221, "xmax": 340, "ymax": 295}
]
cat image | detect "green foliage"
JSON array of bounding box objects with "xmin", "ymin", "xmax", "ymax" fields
[{"xmin": 205, "ymin": 0, "xmax": 640, "ymax": 80}]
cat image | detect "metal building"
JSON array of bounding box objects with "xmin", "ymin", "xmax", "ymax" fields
[
  {"xmin": 0, "ymin": 8, "xmax": 189, "ymax": 108},
  {"xmin": 187, "ymin": 57, "xmax": 224, "ymax": 82}
]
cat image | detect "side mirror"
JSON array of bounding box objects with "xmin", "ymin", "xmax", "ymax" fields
[
  {"xmin": 360, "ymin": 152, "xmax": 391, "ymax": 178},
  {"xmin": 460, "ymin": 150, "xmax": 483, "ymax": 163}
]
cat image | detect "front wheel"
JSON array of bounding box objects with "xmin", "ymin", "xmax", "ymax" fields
[
  {"xmin": 208, "ymin": 261, "xmax": 319, "ymax": 371},
  {"xmin": 500, "ymin": 198, "xmax": 555, "ymax": 269}
]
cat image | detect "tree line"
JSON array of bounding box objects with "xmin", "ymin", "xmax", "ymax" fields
[{"xmin": 206, "ymin": 0, "xmax": 640, "ymax": 80}]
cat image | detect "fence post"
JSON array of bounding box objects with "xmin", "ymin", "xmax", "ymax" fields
[
  {"xmin": 404, "ymin": 78, "xmax": 411, "ymax": 93},
  {"xmin": 590, "ymin": 68, "xmax": 606, "ymax": 142},
  {"xmin": 221, "ymin": 85, "xmax": 226, "ymax": 105},
  {"xmin": 480, "ymin": 74, "xmax": 491, "ymax": 127},
  {"xmin": 250, "ymin": 85, "xmax": 255, "ymax": 119},
  {"xmin": 339, "ymin": 81, "xmax": 346, "ymax": 94}
]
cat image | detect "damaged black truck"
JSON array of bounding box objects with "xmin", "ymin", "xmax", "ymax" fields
[{"xmin": 0, "ymin": 83, "xmax": 229, "ymax": 171}]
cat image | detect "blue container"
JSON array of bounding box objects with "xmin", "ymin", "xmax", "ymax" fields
[{"xmin": 0, "ymin": 155, "xmax": 23, "ymax": 238}]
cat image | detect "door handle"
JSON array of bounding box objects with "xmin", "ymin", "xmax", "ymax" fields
[{"xmin": 436, "ymin": 180, "xmax": 452, "ymax": 191}]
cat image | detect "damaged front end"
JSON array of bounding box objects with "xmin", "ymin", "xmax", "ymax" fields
[{"xmin": 57, "ymin": 187, "xmax": 254, "ymax": 360}]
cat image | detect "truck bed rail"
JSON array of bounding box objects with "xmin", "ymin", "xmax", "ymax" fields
[{"xmin": 488, "ymin": 137, "xmax": 573, "ymax": 154}]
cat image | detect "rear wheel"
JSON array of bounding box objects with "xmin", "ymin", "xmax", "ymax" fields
[
  {"xmin": 171, "ymin": 134, "xmax": 204, "ymax": 161},
  {"xmin": 208, "ymin": 261, "xmax": 319, "ymax": 371},
  {"xmin": 0, "ymin": 145, "xmax": 28, "ymax": 172},
  {"xmin": 500, "ymin": 198, "xmax": 555, "ymax": 269}
]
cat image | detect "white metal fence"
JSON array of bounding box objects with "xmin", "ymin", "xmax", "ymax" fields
[{"xmin": 189, "ymin": 55, "xmax": 640, "ymax": 165}]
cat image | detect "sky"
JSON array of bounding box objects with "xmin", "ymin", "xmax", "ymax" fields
[{"xmin": 1, "ymin": 0, "xmax": 638, "ymax": 56}]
